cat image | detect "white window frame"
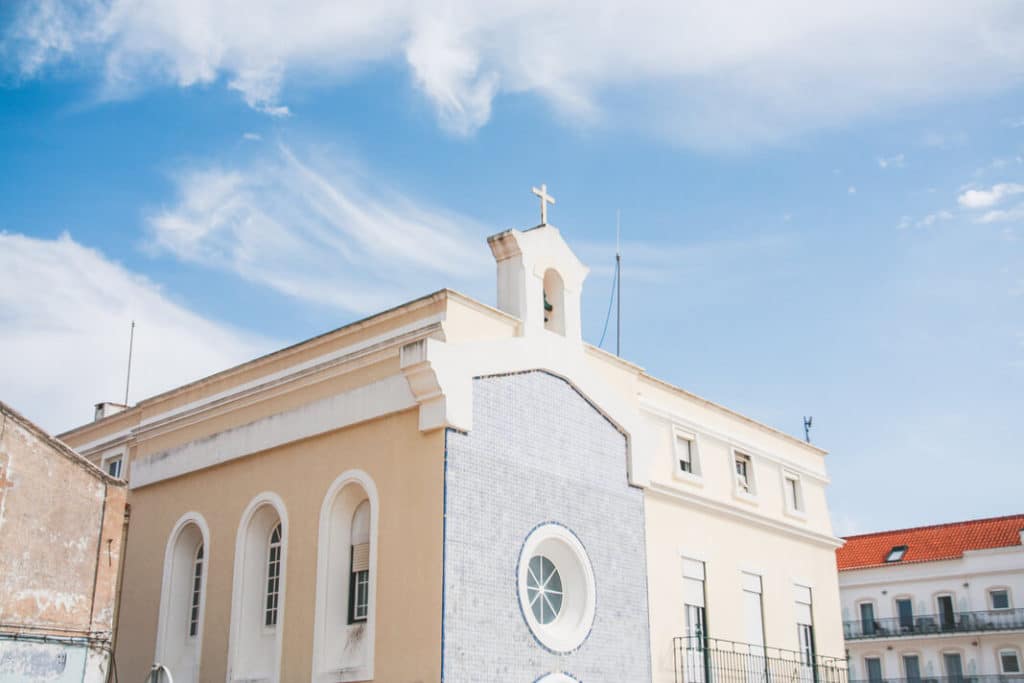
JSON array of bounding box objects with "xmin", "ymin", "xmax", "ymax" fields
[
  {"xmin": 672, "ymin": 426, "xmax": 703, "ymax": 484},
  {"xmin": 264, "ymin": 523, "xmax": 283, "ymax": 630},
  {"xmin": 101, "ymin": 451, "xmax": 125, "ymax": 479},
  {"xmin": 999, "ymin": 648, "xmax": 1022, "ymax": 674},
  {"xmin": 989, "ymin": 587, "xmax": 1012, "ymax": 610},
  {"xmin": 731, "ymin": 450, "xmax": 757, "ymax": 499},
  {"xmin": 782, "ymin": 470, "xmax": 805, "ymax": 518}
]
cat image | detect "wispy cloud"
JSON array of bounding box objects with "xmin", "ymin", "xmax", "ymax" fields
[
  {"xmin": 877, "ymin": 153, "xmax": 905, "ymax": 169},
  {"xmin": 977, "ymin": 204, "xmax": 1024, "ymax": 224},
  {"xmin": 5, "ymin": 1, "xmax": 1024, "ymax": 148},
  {"xmin": 958, "ymin": 183, "xmax": 1024, "ymax": 209},
  {"xmin": 897, "ymin": 210, "xmax": 953, "ymax": 230},
  {"xmin": 148, "ymin": 144, "xmax": 491, "ymax": 313},
  {"xmin": 0, "ymin": 232, "xmax": 274, "ymax": 432}
]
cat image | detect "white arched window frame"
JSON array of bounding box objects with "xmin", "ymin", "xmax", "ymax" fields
[
  {"xmin": 228, "ymin": 492, "xmax": 288, "ymax": 683},
  {"xmin": 311, "ymin": 470, "xmax": 379, "ymax": 683},
  {"xmin": 155, "ymin": 512, "xmax": 210, "ymax": 683},
  {"xmin": 542, "ymin": 269, "xmax": 566, "ymax": 335}
]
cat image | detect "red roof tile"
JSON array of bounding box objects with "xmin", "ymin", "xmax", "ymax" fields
[{"xmin": 837, "ymin": 514, "xmax": 1024, "ymax": 571}]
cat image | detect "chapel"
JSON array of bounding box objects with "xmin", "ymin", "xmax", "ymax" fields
[{"xmin": 61, "ymin": 187, "xmax": 847, "ymax": 683}]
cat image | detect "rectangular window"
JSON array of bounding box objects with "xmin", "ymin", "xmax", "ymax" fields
[
  {"xmin": 1001, "ymin": 650, "xmax": 1021, "ymax": 674},
  {"xmin": 783, "ymin": 471, "xmax": 804, "ymax": 513},
  {"xmin": 682, "ymin": 558, "xmax": 707, "ymax": 646},
  {"xmin": 943, "ymin": 653, "xmax": 964, "ymax": 681},
  {"xmin": 735, "ymin": 453, "xmax": 754, "ymax": 494},
  {"xmin": 742, "ymin": 572, "xmax": 765, "ymax": 651},
  {"xmin": 105, "ymin": 456, "xmax": 123, "ymax": 479},
  {"xmin": 896, "ymin": 598, "xmax": 914, "ymax": 631},
  {"xmin": 348, "ymin": 542, "xmax": 370, "ymax": 623},
  {"xmin": 937, "ymin": 595, "xmax": 955, "ymax": 630},
  {"xmin": 865, "ymin": 657, "xmax": 883, "ymax": 683},
  {"xmin": 903, "ymin": 655, "xmax": 921, "ymax": 683},
  {"xmin": 991, "ymin": 589, "xmax": 1011, "ymax": 610},
  {"xmin": 859, "ymin": 602, "xmax": 876, "ymax": 636},
  {"xmin": 794, "ymin": 584, "xmax": 815, "ymax": 665},
  {"xmin": 675, "ymin": 431, "xmax": 699, "ymax": 476}
]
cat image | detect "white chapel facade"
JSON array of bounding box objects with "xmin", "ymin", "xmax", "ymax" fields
[{"xmin": 61, "ymin": 188, "xmax": 847, "ymax": 682}]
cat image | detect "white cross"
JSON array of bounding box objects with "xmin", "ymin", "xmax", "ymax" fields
[{"xmin": 532, "ymin": 184, "xmax": 556, "ymax": 225}]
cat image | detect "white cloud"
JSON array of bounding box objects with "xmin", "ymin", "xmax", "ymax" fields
[
  {"xmin": 0, "ymin": 232, "xmax": 274, "ymax": 433},
  {"xmin": 5, "ymin": 1, "xmax": 1024, "ymax": 148},
  {"xmin": 897, "ymin": 210, "xmax": 953, "ymax": 229},
  {"xmin": 878, "ymin": 153, "xmax": 905, "ymax": 169},
  {"xmin": 958, "ymin": 183, "xmax": 1024, "ymax": 209},
  {"xmin": 848, "ymin": 186, "xmax": 857, "ymax": 194},
  {"xmin": 242, "ymin": 132, "xmax": 262, "ymax": 141},
  {"xmin": 977, "ymin": 204, "xmax": 1024, "ymax": 224},
  {"xmin": 148, "ymin": 144, "xmax": 491, "ymax": 314},
  {"xmin": 917, "ymin": 210, "xmax": 953, "ymax": 227}
]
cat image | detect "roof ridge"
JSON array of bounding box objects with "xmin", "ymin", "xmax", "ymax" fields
[{"xmin": 842, "ymin": 513, "xmax": 1024, "ymax": 541}]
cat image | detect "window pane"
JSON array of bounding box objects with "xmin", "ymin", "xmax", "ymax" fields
[
  {"xmin": 992, "ymin": 590, "xmax": 1010, "ymax": 609},
  {"xmin": 866, "ymin": 658, "xmax": 883, "ymax": 683},
  {"xmin": 1002, "ymin": 652, "xmax": 1020, "ymax": 674},
  {"xmin": 904, "ymin": 655, "xmax": 921, "ymax": 682}
]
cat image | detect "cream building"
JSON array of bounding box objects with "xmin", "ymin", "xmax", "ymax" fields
[
  {"xmin": 59, "ymin": 190, "xmax": 847, "ymax": 683},
  {"xmin": 838, "ymin": 515, "xmax": 1024, "ymax": 683}
]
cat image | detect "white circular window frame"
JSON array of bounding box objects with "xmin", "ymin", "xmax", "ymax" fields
[
  {"xmin": 517, "ymin": 523, "xmax": 596, "ymax": 654},
  {"xmin": 535, "ymin": 674, "xmax": 580, "ymax": 683}
]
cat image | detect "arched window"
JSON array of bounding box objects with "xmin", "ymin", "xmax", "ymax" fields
[
  {"xmin": 348, "ymin": 502, "xmax": 370, "ymax": 623},
  {"xmin": 265, "ymin": 523, "xmax": 282, "ymax": 627},
  {"xmin": 228, "ymin": 494, "xmax": 287, "ymax": 683},
  {"xmin": 542, "ymin": 269, "xmax": 566, "ymax": 335},
  {"xmin": 155, "ymin": 513, "xmax": 209, "ymax": 683},
  {"xmin": 312, "ymin": 471, "xmax": 378, "ymax": 683},
  {"xmin": 189, "ymin": 544, "xmax": 204, "ymax": 637}
]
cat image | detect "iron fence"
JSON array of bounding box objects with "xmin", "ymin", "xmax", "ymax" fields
[
  {"xmin": 673, "ymin": 636, "xmax": 849, "ymax": 683},
  {"xmin": 844, "ymin": 608, "xmax": 1024, "ymax": 640}
]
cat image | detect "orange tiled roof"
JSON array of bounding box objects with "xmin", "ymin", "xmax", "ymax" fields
[{"xmin": 837, "ymin": 514, "xmax": 1024, "ymax": 571}]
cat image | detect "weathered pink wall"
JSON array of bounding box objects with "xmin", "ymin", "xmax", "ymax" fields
[{"xmin": 0, "ymin": 401, "xmax": 126, "ymax": 642}]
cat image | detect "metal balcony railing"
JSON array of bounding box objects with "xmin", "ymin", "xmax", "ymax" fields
[
  {"xmin": 849, "ymin": 677, "xmax": 1024, "ymax": 683},
  {"xmin": 844, "ymin": 608, "xmax": 1024, "ymax": 640},
  {"xmin": 673, "ymin": 636, "xmax": 849, "ymax": 683}
]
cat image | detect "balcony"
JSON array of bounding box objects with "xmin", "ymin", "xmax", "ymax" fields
[
  {"xmin": 844, "ymin": 608, "xmax": 1024, "ymax": 640},
  {"xmin": 673, "ymin": 636, "xmax": 849, "ymax": 683}
]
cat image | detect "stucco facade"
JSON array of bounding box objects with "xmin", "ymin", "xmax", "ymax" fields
[
  {"xmin": 839, "ymin": 518, "xmax": 1024, "ymax": 683},
  {"xmin": 56, "ymin": 220, "xmax": 845, "ymax": 683},
  {"xmin": 0, "ymin": 401, "xmax": 127, "ymax": 683}
]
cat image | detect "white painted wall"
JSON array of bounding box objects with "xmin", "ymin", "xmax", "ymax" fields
[{"xmin": 840, "ymin": 545, "xmax": 1024, "ymax": 680}]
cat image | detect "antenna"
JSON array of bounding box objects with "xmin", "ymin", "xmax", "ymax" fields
[
  {"xmin": 803, "ymin": 416, "xmax": 813, "ymax": 443},
  {"xmin": 124, "ymin": 321, "xmax": 136, "ymax": 406},
  {"xmin": 615, "ymin": 209, "xmax": 622, "ymax": 357}
]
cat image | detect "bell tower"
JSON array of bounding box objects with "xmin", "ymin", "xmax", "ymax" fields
[{"xmin": 487, "ymin": 185, "xmax": 589, "ymax": 343}]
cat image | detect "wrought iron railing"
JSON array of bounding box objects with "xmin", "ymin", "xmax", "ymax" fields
[
  {"xmin": 844, "ymin": 608, "xmax": 1024, "ymax": 640},
  {"xmin": 673, "ymin": 636, "xmax": 849, "ymax": 683},
  {"xmin": 849, "ymin": 677, "xmax": 1024, "ymax": 683}
]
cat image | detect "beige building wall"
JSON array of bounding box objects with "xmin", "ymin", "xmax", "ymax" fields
[{"xmin": 109, "ymin": 408, "xmax": 443, "ymax": 683}]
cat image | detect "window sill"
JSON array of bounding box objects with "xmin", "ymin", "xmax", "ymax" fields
[
  {"xmin": 732, "ymin": 488, "xmax": 759, "ymax": 506},
  {"xmin": 783, "ymin": 507, "xmax": 808, "ymax": 521},
  {"xmin": 672, "ymin": 469, "xmax": 705, "ymax": 488}
]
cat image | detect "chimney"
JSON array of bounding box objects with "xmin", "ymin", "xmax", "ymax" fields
[{"xmin": 94, "ymin": 402, "xmax": 127, "ymax": 422}]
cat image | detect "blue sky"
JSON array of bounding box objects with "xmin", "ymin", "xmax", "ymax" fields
[{"xmin": 1, "ymin": 1, "xmax": 1022, "ymax": 535}]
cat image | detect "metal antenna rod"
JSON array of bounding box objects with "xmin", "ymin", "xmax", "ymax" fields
[
  {"xmin": 616, "ymin": 210, "xmax": 622, "ymax": 357},
  {"xmin": 803, "ymin": 416, "xmax": 813, "ymax": 443},
  {"xmin": 124, "ymin": 321, "xmax": 136, "ymax": 406}
]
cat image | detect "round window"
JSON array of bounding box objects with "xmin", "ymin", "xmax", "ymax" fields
[
  {"xmin": 517, "ymin": 523, "xmax": 596, "ymax": 654},
  {"xmin": 526, "ymin": 555, "xmax": 563, "ymax": 624}
]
